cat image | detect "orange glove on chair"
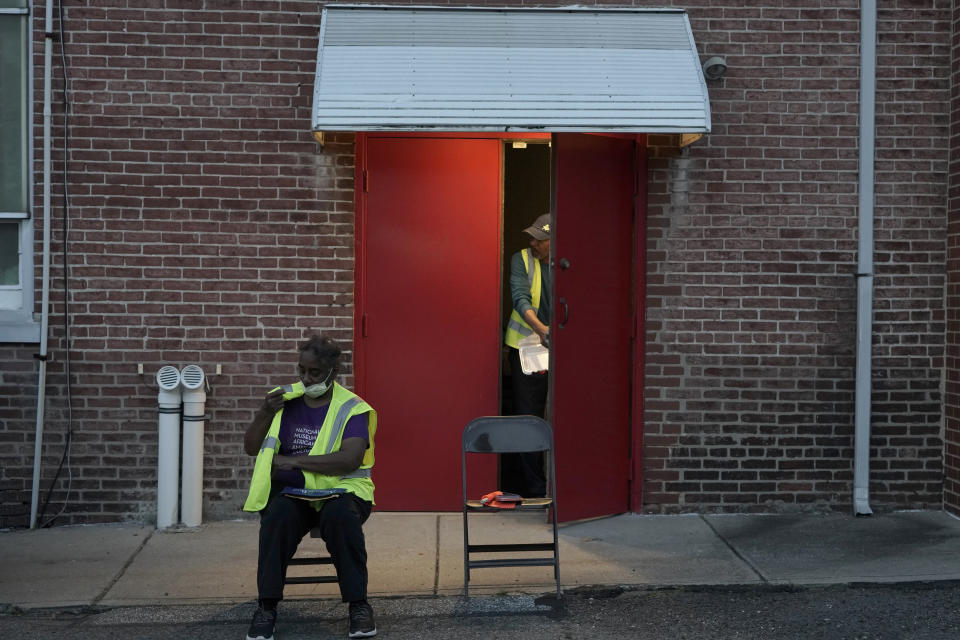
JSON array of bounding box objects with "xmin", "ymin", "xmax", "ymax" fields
[{"xmin": 479, "ymin": 491, "xmax": 523, "ymax": 508}]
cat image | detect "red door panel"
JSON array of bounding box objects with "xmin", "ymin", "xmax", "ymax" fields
[
  {"xmin": 358, "ymin": 136, "xmax": 501, "ymax": 510},
  {"xmin": 552, "ymin": 133, "xmax": 635, "ymax": 521}
]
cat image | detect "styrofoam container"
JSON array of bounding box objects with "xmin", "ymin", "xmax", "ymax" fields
[{"xmin": 517, "ymin": 335, "xmax": 549, "ymax": 374}]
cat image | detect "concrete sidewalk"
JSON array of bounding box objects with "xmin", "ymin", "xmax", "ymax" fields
[{"xmin": 2, "ymin": 510, "xmax": 959, "ymax": 610}]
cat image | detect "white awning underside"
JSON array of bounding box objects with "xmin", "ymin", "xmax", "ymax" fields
[{"xmin": 312, "ymin": 5, "xmax": 711, "ymax": 133}]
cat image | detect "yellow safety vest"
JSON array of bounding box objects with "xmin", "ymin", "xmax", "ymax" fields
[
  {"xmin": 243, "ymin": 381, "xmax": 377, "ymax": 511},
  {"xmin": 504, "ymin": 248, "xmax": 542, "ymax": 349}
]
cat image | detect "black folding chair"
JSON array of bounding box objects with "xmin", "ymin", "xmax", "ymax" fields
[
  {"xmin": 461, "ymin": 415, "xmax": 561, "ymax": 597},
  {"xmin": 286, "ymin": 527, "xmax": 337, "ymax": 586}
]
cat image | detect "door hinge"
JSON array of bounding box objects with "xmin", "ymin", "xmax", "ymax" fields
[
  {"xmin": 361, "ymin": 314, "xmax": 369, "ymax": 337},
  {"xmin": 362, "ymin": 170, "xmax": 369, "ymax": 193}
]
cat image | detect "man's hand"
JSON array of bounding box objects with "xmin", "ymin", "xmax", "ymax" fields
[
  {"xmin": 539, "ymin": 328, "xmax": 551, "ymax": 349},
  {"xmin": 523, "ymin": 308, "xmax": 551, "ymax": 345},
  {"xmin": 533, "ymin": 322, "xmax": 550, "ymax": 349}
]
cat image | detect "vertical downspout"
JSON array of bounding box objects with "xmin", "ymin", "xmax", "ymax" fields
[
  {"xmin": 29, "ymin": 0, "xmax": 55, "ymax": 529},
  {"xmin": 854, "ymin": 0, "xmax": 877, "ymax": 516}
]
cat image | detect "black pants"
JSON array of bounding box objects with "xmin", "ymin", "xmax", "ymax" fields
[
  {"xmin": 507, "ymin": 347, "xmax": 547, "ymax": 497},
  {"xmin": 257, "ymin": 491, "xmax": 372, "ymax": 603}
]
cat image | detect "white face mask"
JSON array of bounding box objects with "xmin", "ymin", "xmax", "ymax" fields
[{"xmin": 303, "ymin": 369, "xmax": 334, "ymax": 398}]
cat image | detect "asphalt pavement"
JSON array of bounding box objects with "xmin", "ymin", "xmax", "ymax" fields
[{"xmin": 2, "ymin": 510, "xmax": 960, "ymax": 639}]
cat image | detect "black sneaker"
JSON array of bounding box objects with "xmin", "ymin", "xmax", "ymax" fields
[
  {"xmin": 246, "ymin": 605, "xmax": 277, "ymax": 640},
  {"xmin": 348, "ymin": 601, "xmax": 377, "ymax": 638}
]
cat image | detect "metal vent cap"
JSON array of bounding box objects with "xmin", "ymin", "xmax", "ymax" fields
[
  {"xmin": 156, "ymin": 366, "xmax": 181, "ymax": 391},
  {"xmin": 180, "ymin": 365, "xmax": 205, "ymax": 390}
]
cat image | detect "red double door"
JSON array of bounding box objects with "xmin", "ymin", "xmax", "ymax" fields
[{"xmin": 354, "ymin": 133, "xmax": 639, "ymax": 521}]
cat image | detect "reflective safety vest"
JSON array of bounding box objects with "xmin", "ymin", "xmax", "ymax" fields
[
  {"xmin": 243, "ymin": 381, "xmax": 377, "ymax": 511},
  {"xmin": 504, "ymin": 248, "xmax": 542, "ymax": 349}
]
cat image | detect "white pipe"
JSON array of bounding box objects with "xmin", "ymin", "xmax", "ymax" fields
[
  {"xmin": 156, "ymin": 366, "xmax": 182, "ymax": 529},
  {"xmin": 853, "ymin": 0, "xmax": 877, "ymax": 517},
  {"xmin": 29, "ymin": 0, "xmax": 56, "ymax": 530},
  {"xmin": 180, "ymin": 365, "xmax": 206, "ymax": 527}
]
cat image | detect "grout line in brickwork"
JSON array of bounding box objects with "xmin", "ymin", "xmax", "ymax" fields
[
  {"xmin": 699, "ymin": 515, "xmax": 768, "ymax": 583},
  {"xmin": 92, "ymin": 528, "xmax": 155, "ymax": 606}
]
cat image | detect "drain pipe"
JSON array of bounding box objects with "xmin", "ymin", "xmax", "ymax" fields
[
  {"xmin": 180, "ymin": 365, "xmax": 206, "ymax": 527},
  {"xmin": 156, "ymin": 366, "xmax": 182, "ymax": 529},
  {"xmin": 853, "ymin": 0, "xmax": 877, "ymax": 517},
  {"xmin": 29, "ymin": 0, "xmax": 56, "ymax": 530}
]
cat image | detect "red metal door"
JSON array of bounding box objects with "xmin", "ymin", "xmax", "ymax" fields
[
  {"xmin": 357, "ymin": 135, "xmax": 501, "ymax": 510},
  {"xmin": 552, "ymin": 133, "xmax": 636, "ymax": 521}
]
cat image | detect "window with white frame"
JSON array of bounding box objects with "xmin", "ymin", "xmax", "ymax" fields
[{"xmin": 0, "ymin": 0, "xmax": 38, "ymax": 342}]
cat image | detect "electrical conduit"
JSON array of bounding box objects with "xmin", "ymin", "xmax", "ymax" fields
[
  {"xmin": 29, "ymin": 0, "xmax": 56, "ymax": 530},
  {"xmin": 854, "ymin": 0, "xmax": 877, "ymax": 516}
]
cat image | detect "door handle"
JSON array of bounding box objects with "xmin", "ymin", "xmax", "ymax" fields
[
  {"xmin": 558, "ymin": 297, "xmax": 570, "ymax": 329},
  {"xmin": 558, "ymin": 258, "xmax": 571, "ymax": 270}
]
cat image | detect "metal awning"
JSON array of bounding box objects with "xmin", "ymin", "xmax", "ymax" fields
[{"xmin": 312, "ymin": 5, "xmax": 711, "ymax": 133}]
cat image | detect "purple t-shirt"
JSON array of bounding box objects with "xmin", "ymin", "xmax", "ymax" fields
[{"xmin": 273, "ymin": 397, "xmax": 369, "ymax": 489}]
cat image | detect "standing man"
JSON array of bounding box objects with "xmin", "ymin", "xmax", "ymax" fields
[
  {"xmin": 504, "ymin": 213, "xmax": 553, "ymax": 498},
  {"xmin": 243, "ymin": 335, "xmax": 378, "ymax": 640}
]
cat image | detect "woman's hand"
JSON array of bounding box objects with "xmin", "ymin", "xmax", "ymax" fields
[
  {"xmin": 272, "ymin": 455, "xmax": 297, "ymax": 471},
  {"xmin": 260, "ymin": 388, "xmax": 285, "ymax": 415},
  {"xmin": 245, "ymin": 389, "xmax": 285, "ymax": 456}
]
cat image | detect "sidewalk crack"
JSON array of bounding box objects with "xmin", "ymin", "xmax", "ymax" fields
[
  {"xmin": 699, "ymin": 515, "xmax": 768, "ymax": 583},
  {"xmin": 92, "ymin": 528, "xmax": 155, "ymax": 605}
]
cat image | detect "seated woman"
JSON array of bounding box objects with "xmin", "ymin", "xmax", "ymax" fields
[{"xmin": 242, "ymin": 335, "xmax": 378, "ymax": 640}]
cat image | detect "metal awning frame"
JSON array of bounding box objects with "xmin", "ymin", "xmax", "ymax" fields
[{"xmin": 312, "ymin": 4, "xmax": 711, "ymax": 134}]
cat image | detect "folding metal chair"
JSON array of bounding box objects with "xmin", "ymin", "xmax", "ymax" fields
[
  {"xmin": 286, "ymin": 527, "xmax": 337, "ymax": 586},
  {"xmin": 461, "ymin": 415, "xmax": 561, "ymax": 597}
]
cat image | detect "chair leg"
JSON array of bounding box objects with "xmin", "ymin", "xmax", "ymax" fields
[
  {"xmin": 551, "ymin": 500, "xmax": 561, "ymax": 598},
  {"xmin": 462, "ymin": 507, "xmax": 470, "ymax": 596}
]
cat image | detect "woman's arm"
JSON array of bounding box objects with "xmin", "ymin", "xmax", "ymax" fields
[
  {"xmin": 272, "ymin": 437, "xmax": 367, "ymax": 476},
  {"xmin": 244, "ymin": 388, "xmax": 285, "ymax": 456}
]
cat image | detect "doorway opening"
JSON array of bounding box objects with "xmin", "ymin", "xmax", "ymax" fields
[{"xmin": 499, "ymin": 140, "xmax": 552, "ymax": 495}]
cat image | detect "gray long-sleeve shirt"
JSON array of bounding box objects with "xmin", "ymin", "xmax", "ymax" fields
[{"xmin": 509, "ymin": 250, "xmax": 552, "ymax": 326}]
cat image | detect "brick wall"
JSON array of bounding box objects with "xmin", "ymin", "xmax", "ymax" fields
[
  {"xmin": 0, "ymin": 0, "xmax": 952, "ymax": 526},
  {"xmin": 642, "ymin": 0, "xmax": 948, "ymax": 513},
  {"xmin": 1, "ymin": 1, "xmax": 357, "ymax": 527},
  {"xmin": 946, "ymin": 4, "xmax": 960, "ymax": 518}
]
